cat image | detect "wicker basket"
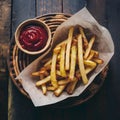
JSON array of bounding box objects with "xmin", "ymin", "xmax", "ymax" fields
[{"xmin": 7, "ymin": 13, "xmax": 108, "ymax": 108}]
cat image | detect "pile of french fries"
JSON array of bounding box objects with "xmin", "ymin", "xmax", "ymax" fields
[{"xmin": 32, "ymin": 26, "xmax": 103, "ymax": 97}]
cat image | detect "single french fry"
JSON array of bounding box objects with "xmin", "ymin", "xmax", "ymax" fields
[
  {"xmin": 36, "ymin": 76, "xmax": 51, "ymax": 87},
  {"xmin": 79, "ymin": 26, "xmax": 88, "ymax": 48},
  {"xmin": 54, "ymin": 85, "xmax": 66, "ymax": 97},
  {"xmin": 84, "ymin": 36, "xmax": 95, "ymax": 59},
  {"xmin": 66, "ymin": 77, "xmax": 78, "ymax": 94},
  {"xmin": 58, "ymin": 79, "xmax": 70, "ymax": 85},
  {"xmin": 40, "ymin": 74, "xmax": 47, "ymax": 95},
  {"xmin": 92, "ymin": 58, "xmax": 104, "ymax": 64},
  {"xmin": 47, "ymin": 86, "xmax": 56, "ymax": 91},
  {"xmin": 50, "ymin": 47, "xmax": 61, "ymax": 88},
  {"xmin": 32, "ymin": 69, "xmax": 49, "ymax": 77},
  {"xmin": 91, "ymin": 50, "xmax": 99, "ymax": 58},
  {"xmin": 60, "ymin": 44, "xmax": 67, "ymax": 77},
  {"xmin": 32, "ymin": 71, "xmax": 40, "ymax": 76},
  {"xmin": 87, "ymin": 50, "xmax": 95, "ymax": 60},
  {"xmin": 69, "ymin": 44, "xmax": 77, "ymax": 80},
  {"xmin": 54, "ymin": 46, "xmax": 61, "ymax": 53},
  {"xmin": 41, "ymin": 84, "xmax": 47, "ymax": 95},
  {"xmin": 84, "ymin": 60, "xmax": 97, "ymax": 67},
  {"xmin": 78, "ymin": 34, "xmax": 88, "ymax": 84},
  {"xmin": 44, "ymin": 60, "xmax": 51, "ymax": 67},
  {"xmin": 65, "ymin": 27, "xmax": 74, "ymax": 70},
  {"xmin": 39, "ymin": 69, "xmax": 49, "ymax": 76}
]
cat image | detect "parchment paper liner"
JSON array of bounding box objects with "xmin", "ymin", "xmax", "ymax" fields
[{"xmin": 16, "ymin": 7, "xmax": 114, "ymax": 107}]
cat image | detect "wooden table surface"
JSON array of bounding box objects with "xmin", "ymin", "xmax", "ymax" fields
[{"xmin": 0, "ymin": 0, "xmax": 120, "ymax": 120}]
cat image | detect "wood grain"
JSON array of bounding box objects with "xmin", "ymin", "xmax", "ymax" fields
[
  {"xmin": 0, "ymin": 0, "xmax": 11, "ymax": 120},
  {"xmin": 8, "ymin": 0, "xmax": 120, "ymax": 120},
  {"xmin": 8, "ymin": 0, "xmax": 36, "ymax": 120},
  {"xmin": 36, "ymin": 0, "xmax": 62, "ymax": 15},
  {"xmin": 63, "ymin": 0, "xmax": 86, "ymax": 14},
  {"xmin": 11, "ymin": 0, "xmax": 36, "ymax": 34}
]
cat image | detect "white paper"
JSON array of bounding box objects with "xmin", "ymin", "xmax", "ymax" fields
[{"xmin": 16, "ymin": 7, "xmax": 114, "ymax": 107}]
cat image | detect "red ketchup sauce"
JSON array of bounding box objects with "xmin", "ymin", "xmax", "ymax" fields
[{"xmin": 19, "ymin": 25, "xmax": 48, "ymax": 51}]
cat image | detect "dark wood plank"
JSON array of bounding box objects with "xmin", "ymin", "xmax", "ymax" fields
[
  {"xmin": 36, "ymin": 0, "xmax": 62, "ymax": 15},
  {"xmin": 9, "ymin": 0, "xmax": 36, "ymax": 120},
  {"xmin": 63, "ymin": 0, "xmax": 86, "ymax": 14},
  {"xmin": 0, "ymin": 0, "xmax": 11, "ymax": 120},
  {"xmin": 11, "ymin": 0, "xmax": 36, "ymax": 34},
  {"xmin": 9, "ymin": 0, "xmax": 120, "ymax": 120}
]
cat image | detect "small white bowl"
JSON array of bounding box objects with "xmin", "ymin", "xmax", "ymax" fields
[{"xmin": 15, "ymin": 19, "xmax": 51, "ymax": 55}]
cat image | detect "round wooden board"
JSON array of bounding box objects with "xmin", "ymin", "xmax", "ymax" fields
[{"xmin": 8, "ymin": 13, "xmax": 108, "ymax": 108}]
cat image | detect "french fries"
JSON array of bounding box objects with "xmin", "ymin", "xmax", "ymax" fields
[{"xmin": 32, "ymin": 26, "xmax": 103, "ymax": 97}]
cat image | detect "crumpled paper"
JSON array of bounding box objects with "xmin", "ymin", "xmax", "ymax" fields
[{"xmin": 16, "ymin": 7, "xmax": 114, "ymax": 107}]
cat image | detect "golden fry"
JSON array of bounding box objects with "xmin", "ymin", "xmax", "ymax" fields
[
  {"xmin": 93, "ymin": 58, "xmax": 104, "ymax": 64},
  {"xmin": 66, "ymin": 77, "xmax": 78, "ymax": 94},
  {"xmin": 65, "ymin": 27, "xmax": 74, "ymax": 70},
  {"xmin": 44, "ymin": 60, "xmax": 51, "ymax": 67},
  {"xmin": 32, "ymin": 69, "xmax": 49, "ymax": 77},
  {"xmin": 54, "ymin": 85, "xmax": 66, "ymax": 97},
  {"xmin": 47, "ymin": 86, "xmax": 56, "ymax": 91},
  {"xmin": 84, "ymin": 36, "xmax": 95, "ymax": 59},
  {"xmin": 60, "ymin": 44, "xmax": 67, "ymax": 77},
  {"xmin": 79, "ymin": 26, "xmax": 88, "ymax": 48},
  {"xmin": 32, "ymin": 71, "xmax": 40, "ymax": 76},
  {"xmin": 69, "ymin": 44, "xmax": 77, "ymax": 80},
  {"xmin": 91, "ymin": 50, "xmax": 99, "ymax": 58},
  {"xmin": 84, "ymin": 60, "xmax": 97, "ymax": 67},
  {"xmin": 50, "ymin": 47, "xmax": 61, "ymax": 88},
  {"xmin": 36, "ymin": 76, "xmax": 51, "ymax": 87},
  {"xmin": 87, "ymin": 50, "xmax": 95, "ymax": 60},
  {"xmin": 40, "ymin": 74, "xmax": 47, "ymax": 95},
  {"xmin": 40, "ymin": 84, "xmax": 47, "ymax": 95},
  {"xmin": 58, "ymin": 79, "xmax": 70, "ymax": 85},
  {"xmin": 78, "ymin": 34, "xmax": 88, "ymax": 84}
]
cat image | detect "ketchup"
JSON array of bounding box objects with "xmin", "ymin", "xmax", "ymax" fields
[{"xmin": 19, "ymin": 25, "xmax": 48, "ymax": 51}]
